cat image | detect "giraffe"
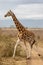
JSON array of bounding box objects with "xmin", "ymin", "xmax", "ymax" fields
[{"xmin": 4, "ymin": 10, "xmax": 41, "ymax": 59}]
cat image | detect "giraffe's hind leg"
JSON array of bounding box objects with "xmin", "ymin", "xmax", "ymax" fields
[
  {"xmin": 13, "ymin": 38, "xmax": 20, "ymax": 58},
  {"xmin": 20, "ymin": 41, "xmax": 32, "ymax": 59},
  {"xmin": 25, "ymin": 42, "xmax": 32, "ymax": 59}
]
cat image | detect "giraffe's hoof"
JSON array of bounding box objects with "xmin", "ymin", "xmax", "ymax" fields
[
  {"xmin": 26, "ymin": 57, "xmax": 31, "ymax": 60},
  {"xmin": 38, "ymin": 54, "xmax": 41, "ymax": 56},
  {"xmin": 12, "ymin": 56, "xmax": 15, "ymax": 59}
]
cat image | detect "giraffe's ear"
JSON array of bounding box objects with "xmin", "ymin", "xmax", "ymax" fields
[
  {"xmin": 9, "ymin": 10, "xmax": 12, "ymax": 13},
  {"xmin": 10, "ymin": 10, "xmax": 12, "ymax": 12}
]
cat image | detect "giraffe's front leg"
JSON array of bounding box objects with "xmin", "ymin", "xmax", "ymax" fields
[{"xmin": 13, "ymin": 38, "xmax": 20, "ymax": 58}]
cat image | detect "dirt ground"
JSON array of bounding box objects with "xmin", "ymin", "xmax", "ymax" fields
[
  {"xmin": 0, "ymin": 56, "xmax": 43, "ymax": 65},
  {"xmin": 0, "ymin": 28, "xmax": 43, "ymax": 65},
  {"xmin": 0, "ymin": 47, "xmax": 43, "ymax": 65}
]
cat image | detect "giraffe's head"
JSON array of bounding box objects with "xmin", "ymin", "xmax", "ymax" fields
[{"xmin": 4, "ymin": 10, "xmax": 14, "ymax": 17}]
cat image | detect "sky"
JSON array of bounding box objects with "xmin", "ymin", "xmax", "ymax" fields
[{"xmin": 0, "ymin": 0, "xmax": 43, "ymax": 28}]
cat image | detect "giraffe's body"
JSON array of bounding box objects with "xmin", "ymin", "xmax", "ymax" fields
[
  {"xmin": 4, "ymin": 10, "xmax": 41, "ymax": 59},
  {"xmin": 18, "ymin": 29, "xmax": 35, "ymax": 46}
]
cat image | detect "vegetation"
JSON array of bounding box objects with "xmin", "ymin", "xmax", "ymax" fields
[
  {"xmin": 0, "ymin": 28, "xmax": 43, "ymax": 65},
  {"xmin": 0, "ymin": 30, "xmax": 26, "ymax": 57}
]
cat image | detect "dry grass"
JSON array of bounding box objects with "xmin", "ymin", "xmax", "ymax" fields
[{"xmin": 0, "ymin": 28, "xmax": 43, "ymax": 65}]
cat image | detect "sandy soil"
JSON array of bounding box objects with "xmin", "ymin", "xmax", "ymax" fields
[
  {"xmin": 0, "ymin": 47, "xmax": 43, "ymax": 65},
  {"xmin": 0, "ymin": 28, "xmax": 43, "ymax": 65}
]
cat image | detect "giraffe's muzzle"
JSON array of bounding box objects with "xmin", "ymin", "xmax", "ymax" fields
[{"xmin": 4, "ymin": 14, "xmax": 7, "ymax": 17}]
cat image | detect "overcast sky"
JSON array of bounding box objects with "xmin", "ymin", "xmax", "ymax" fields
[
  {"xmin": 0, "ymin": 0, "xmax": 43, "ymax": 28},
  {"xmin": 0, "ymin": 0, "xmax": 43, "ymax": 3}
]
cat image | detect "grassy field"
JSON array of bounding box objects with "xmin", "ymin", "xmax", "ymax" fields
[{"xmin": 0, "ymin": 28, "xmax": 43, "ymax": 65}]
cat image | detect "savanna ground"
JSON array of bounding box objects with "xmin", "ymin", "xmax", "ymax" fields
[{"xmin": 0, "ymin": 28, "xmax": 43, "ymax": 65}]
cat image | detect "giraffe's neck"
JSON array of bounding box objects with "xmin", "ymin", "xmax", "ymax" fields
[{"xmin": 11, "ymin": 14, "xmax": 25, "ymax": 33}]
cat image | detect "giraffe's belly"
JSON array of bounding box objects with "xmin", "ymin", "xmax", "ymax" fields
[{"xmin": 18, "ymin": 33, "xmax": 35, "ymax": 45}]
